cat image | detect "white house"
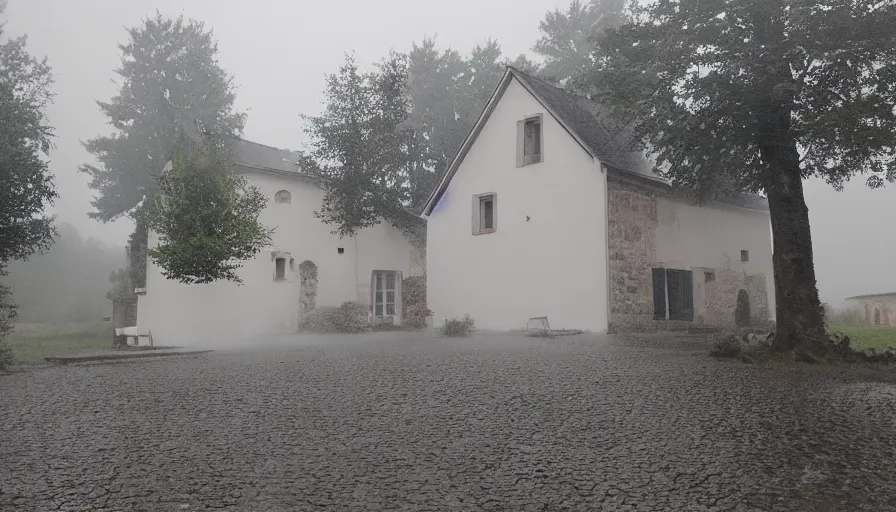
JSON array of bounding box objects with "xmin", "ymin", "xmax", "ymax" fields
[
  {"xmin": 137, "ymin": 137, "xmax": 424, "ymax": 346},
  {"xmin": 422, "ymin": 67, "xmax": 775, "ymax": 333}
]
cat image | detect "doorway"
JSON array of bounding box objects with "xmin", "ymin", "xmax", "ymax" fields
[
  {"xmin": 735, "ymin": 290, "xmax": 751, "ymax": 327},
  {"xmin": 371, "ymin": 270, "xmax": 401, "ymax": 326}
]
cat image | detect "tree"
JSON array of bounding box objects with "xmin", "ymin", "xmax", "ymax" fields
[
  {"xmin": 306, "ymin": 40, "xmax": 529, "ymax": 239},
  {"xmin": 533, "ymin": 0, "xmax": 629, "ymax": 87},
  {"xmin": 143, "ymin": 145, "xmax": 272, "ymax": 285},
  {"xmin": 303, "ymin": 53, "xmax": 415, "ymax": 238},
  {"xmin": 79, "ymin": 13, "xmax": 245, "ymax": 286},
  {"xmin": 0, "ymin": 13, "xmax": 57, "ymax": 366},
  {"xmin": 589, "ymin": 0, "xmax": 896, "ymax": 351}
]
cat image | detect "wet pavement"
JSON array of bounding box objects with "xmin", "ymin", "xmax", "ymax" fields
[{"xmin": 1, "ymin": 332, "xmax": 895, "ymax": 511}]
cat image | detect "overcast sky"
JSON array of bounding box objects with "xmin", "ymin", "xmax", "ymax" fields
[{"xmin": 4, "ymin": 0, "xmax": 894, "ymax": 305}]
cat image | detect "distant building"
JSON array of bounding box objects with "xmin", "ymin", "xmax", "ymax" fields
[
  {"xmin": 422, "ymin": 67, "xmax": 775, "ymax": 333},
  {"xmin": 137, "ymin": 135, "xmax": 424, "ymax": 345},
  {"xmin": 844, "ymin": 293, "xmax": 896, "ymax": 326}
]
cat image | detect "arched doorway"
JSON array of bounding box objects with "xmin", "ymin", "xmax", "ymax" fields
[
  {"xmin": 299, "ymin": 261, "xmax": 318, "ymax": 313},
  {"xmin": 735, "ymin": 289, "xmax": 751, "ymax": 327},
  {"xmin": 874, "ymin": 308, "xmax": 881, "ymax": 325}
]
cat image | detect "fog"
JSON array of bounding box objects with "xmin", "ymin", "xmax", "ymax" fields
[{"xmin": 4, "ymin": 0, "xmax": 894, "ymax": 306}]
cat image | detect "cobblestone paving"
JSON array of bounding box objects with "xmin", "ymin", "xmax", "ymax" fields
[{"xmin": 2, "ymin": 332, "xmax": 895, "ymax": 511}]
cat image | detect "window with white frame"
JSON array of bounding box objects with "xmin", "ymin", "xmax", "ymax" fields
[
  {"xmin": 372, "ymin": 271, "xmax": 398, "ymax": 317},
  {"xmin": 517, "ymin": 114, "xmax": 543, "ymax": 167},
  {"xmin": 472, "ymin": 193, "xmax": 496, "ymax": 235}
]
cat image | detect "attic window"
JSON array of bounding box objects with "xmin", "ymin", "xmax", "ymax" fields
[
  {"xmin": 741, "ymin": 250, "xmax": 749, "ymax": 262},
  {"xmin": 517, "ymin": 114, "xmax": 543, "ymax": 167}
]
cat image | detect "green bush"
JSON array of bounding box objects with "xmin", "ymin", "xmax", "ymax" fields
[
  {"xmin": 442, "ymin": 315, "xmax": 475, "ymax": 337},
  {"xmin": 299, "ymin": 301, "xmax": 369, "ymax": 333},
  {"xmin": 709, "ymin": 334, "xmax": 742, "ymax": 358}
]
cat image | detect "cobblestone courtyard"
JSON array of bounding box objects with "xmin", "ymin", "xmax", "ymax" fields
[{"xmin": 2, "ymin": 332, "xmax": 895, "ymax": 511}]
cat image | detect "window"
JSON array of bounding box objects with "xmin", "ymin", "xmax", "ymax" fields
[
  {"xmin": 741, "ymin": 250, "xmax": 749, "ymax": 262},
  {"xmin": 337, "ymin": 247, "xmax": 345, "ymax": 254},
  {"xmin": 472, "ymin": 193, "xmax": 496, "ymax": 235},
  {"xmin": 704, "ymin": 271, "xmax": 716, "ymax": 283},
  {"xmin": 652, "ymin": 268, "xmax": 694, "ymax": 321},
  {"xmin": 516, "ymin": 114, "xmax": 543, "ymax": 167},
  {"xmin": 274, "ymin": 190, "xmax": 291, "ymax": 204},
  {"xmin": 373, "ymin": 271, "xmax": 398, "ymax": 317},
  {"xmin": 274, "ymin": 258, "xmax": 286, "ymax": 280}
]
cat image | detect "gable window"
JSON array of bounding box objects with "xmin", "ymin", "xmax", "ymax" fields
[
  {"xmin": 472, "ymin": 193, "xmax": 497, "ymax": 235},
  {"xmin": 516, "ymin": 114, "xmax": 543, "ymax": 167},
  {"xmin": 652, "ymin": 268, "xmax": 694, "ymax": 321},
  {"xmin": 275, "ymin": 190, "xmax": 291, "ymax": 204}
]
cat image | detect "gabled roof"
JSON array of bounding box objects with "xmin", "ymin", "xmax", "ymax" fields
[
  {"xmin": 846, "ymin": 292, "xmax": 896, "ymax": 300},
  {"xmin": 179, "ymin": 118, "xmax": 309, "ymax": 178},
  {"xmin": 228, "ymin": 138, "xmax": 307, "ymax": 177},
  {"xmin": 422, "ymin": 67, "xmax": 769, "ymax": 215}
]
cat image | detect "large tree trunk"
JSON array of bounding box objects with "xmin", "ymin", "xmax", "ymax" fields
[{"xmin": 757, "ymin": 97, "xmax": 827, "ymax": 352}]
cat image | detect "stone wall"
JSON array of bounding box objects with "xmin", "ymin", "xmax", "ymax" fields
[
  {"xmin": 607, "ymin": 176, "xmax": 770, "ymax": 332},
  {"xmin": 607, "ymin": 177, "xmax": 659, "ymax": 330}
]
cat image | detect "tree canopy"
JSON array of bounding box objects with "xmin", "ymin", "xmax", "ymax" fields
[
  {"xmin": 588, "ymin": 0, "xmax": 896, "ymax": 349},
  {"xmin": 0, "ymin": 26, "xmax": 56, "ymax": 271},
  {"xmin": 0, "ymin": 17, "xmax": 56, "ymax": 362},
  {"xmin": 144, "ymin": 145, "xmax": 272, "ymax": 285},
  {"xmin": 534, "ymin": 0, "xmax": 629, "ymax": 87},
  {"xmin": 304, "ymin": 40, "xmax": 540, "ymax": 239},
  {"xmin": 80, "ymin": 12, "xmax": 245, "ymax": 223}
]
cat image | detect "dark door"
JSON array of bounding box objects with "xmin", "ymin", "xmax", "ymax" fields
[{"xmin": 735, "ymin": 290, "xmax": 751, "ymax": 327}]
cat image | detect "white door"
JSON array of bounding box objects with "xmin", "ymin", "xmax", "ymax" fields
[{"xmin": 372, "ymin": 271, "xmax": 401, "ymax": 326}]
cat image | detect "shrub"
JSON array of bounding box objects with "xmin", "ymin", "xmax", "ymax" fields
[
  {"xmin": 710, "ymin": 334, "xmax": 742, "ymax": 358},
  {"xmin": 299, "ymin": 301, "xmax": 368, "ymax": 333},
  {"xmin": 442, "ymin": 315, "xmax": 475, "ymax": 337},
  {"xmin": 402, "ymin": 275, "xmax": 431, "ymax": 329},
  {"xmin": 0, "ymin": 284, "xmax": 16, "ymax": 370}
]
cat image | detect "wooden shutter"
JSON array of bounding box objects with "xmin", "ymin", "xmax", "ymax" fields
[
  {"xmin": 683, "ymin": 270, "xmax": 694, "ymax": 321},
  {"xmin": 652, "ymin": 268, "xmax": 666, "ymax": 320}
]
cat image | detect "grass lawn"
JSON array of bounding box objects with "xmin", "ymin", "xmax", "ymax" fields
[
  {"xmin": 5, "ymin": 322, "xmax": 111, "ymax": 365},
  {"xmin": 829, "ymin": 324, "xmax": 896, "ymax": 351}
]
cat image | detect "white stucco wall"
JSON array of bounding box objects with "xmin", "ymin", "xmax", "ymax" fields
[
  {"xmin": 426, "ymin": 77, "xmax": 608, "ymax": 332},
  {"xmin": 138, "ymin": 170, "xmax": 420, "ymax": 346},
  {"xmin": 654, "ymin": 198, "xmax": 776, "ymax": 320}
]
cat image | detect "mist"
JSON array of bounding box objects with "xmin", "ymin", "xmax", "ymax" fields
[
  {"xmin": 2, "ymin": 0, "xmax": 894, "ymax": 306},
  {"xmin": 2, "ymin": 224, "xmax": 125, "ymax": 323}
]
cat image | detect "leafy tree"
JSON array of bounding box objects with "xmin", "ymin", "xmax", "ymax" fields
[
  {"xmin": 79, "ymin": 13, "xmax": 245, "ymax": 286},
  {"xmin": 143, "ymin": 145, "xmax": 272, "ymax": 285},
  {"xmin": 0, "ymin": 13, "xmax": 57, "ymax": 366},
  {"xmin": 533, "ymin": 0, "xmax": 629, "ymax": 87},
  {"xmin": 589, "ymin": 0, "xmax": 896, "ymax": 350},
  {"xmin": 303, "ymin": 53, "xmax": 415, "ymax": 237}
]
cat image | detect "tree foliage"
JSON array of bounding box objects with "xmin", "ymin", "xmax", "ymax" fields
[
  {"xmin": 302, "ymin": 54, "xmax": 414, "ymax": 238},
  {"xmin": 80, "ymin": 12, "xmax": 245, "ymax": 222},
  {"xmin": 0, "ymin": 25, "xmax": 56, "ymax": 271},
  {"xmin": 534, "ymin": 0, "xmax": 629, "ymax": 87},
  {"xmin": 589, "ymin": 0, "xmax": 896, "ymax": 349},
  {"xmin": 0, "ymin": 15, "xmax": 56, "ymax": 366},
  {"xmin": 305, "ymin": 40, "xmax": 531, "ymax": 239},
  {"xmin": 144, "ymin": 145, "xmax": 272, "ymax": 285},
  {"xmin": 80, "ymin": 13, "xmax": 245, "ymax": 290}
]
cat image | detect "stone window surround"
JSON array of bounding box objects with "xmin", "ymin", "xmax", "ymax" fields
[{"xmin": 271, "ymin": 250, "xmax": 294, "ymax": 282}]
